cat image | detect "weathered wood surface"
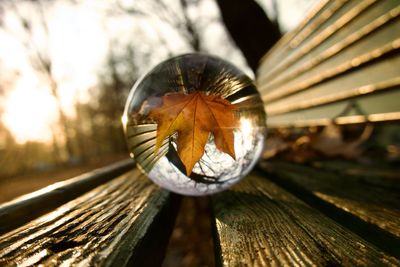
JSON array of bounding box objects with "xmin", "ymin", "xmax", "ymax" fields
[
  {"xmin": 0, "ymin": 169, "xmax": 180, "ymax": 267},
  {"xmin": 211, "ymin": 173, "xmax": 399, "ymax": 266},
  {"xmin": 0, "ymin": 159, "xmax": 135, "ymax": 235},
  {"xmin": 258, "ymin": 0, "xmax": 400, "ymax": 127},
  {"xmin": 259, "ymin": 161, "xmax": 400, "ymax": 238},
  {"xmin": 259, "ymin": 160, "xmax": 400, "ymax": 258},
  {"xmin": 311, "ymin": 160, "xmax": 400, "ymax": 191}
]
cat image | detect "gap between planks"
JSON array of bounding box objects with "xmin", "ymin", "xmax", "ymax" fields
[{"xmin": 211, "ymin": 172, "xmax": 399, "ymax": 266}]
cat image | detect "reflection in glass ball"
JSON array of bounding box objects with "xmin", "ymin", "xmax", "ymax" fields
[{"xmin": 122, "ymin": 54, "xmax": 266, "ymax": 196}]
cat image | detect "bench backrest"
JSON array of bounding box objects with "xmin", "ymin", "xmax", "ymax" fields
[{"xmin": 257, "ymin": 0, "xmax": 400, "ymax": 127}]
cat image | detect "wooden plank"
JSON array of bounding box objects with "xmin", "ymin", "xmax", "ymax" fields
[
  {"xmin": 0, "ymin": 169, "xmax": 180, "ymax": 266},
  {"xmin": 267, "ymin": 88, "xmax": 400, "ymax": 127},
  {"xmin": 259, "ymin": 0, "xmax": 349, "ymax": 76},
  {"xmin": 258, "ymin": 161, "xmax": 400, "ymax": 255},
  {"xmin": 266, "ymin": 56, "xmax": 400, "ymax": 115},
  {"xmin": 0, "ymin": 159, "xmax": 134, "ymax": 235},
  {"xmin": 211, "ymin": 173, "xmax": 400, "ymax": 266},
  {"xmin": 259, "ymin": 1, "xmax": 400, "ymax": 92},
  {"xmin": 259, "ymin": 0, "xmax": 332, "ymax": 68},
  {"xmin": 257, "ymin": 0, "xmax": 400, "ymax": 127},
  {"xmin": 310, "ymin": 160, "xmax": 400, "ymax": 191},
  {"xmin": 259, "ymin": 0, "xmax": 377, "ymax": 84}
]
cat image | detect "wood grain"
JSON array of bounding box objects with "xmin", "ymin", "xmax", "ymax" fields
[
  {"xmin": 211, "ymin": 173, "xmax": 399, "ymax": 266},
  {"xmin": 259, "ymin": 161, "xmax": 400, "ymax": 241},
  {"xmin": 257, "ymin": 0, "xmax": 400, "ymax": 127},
  {"xmin": 311, "ymin": 160, "xmax": 400, "ymax": 190},
  {"xmin": 0, "ymin": 159, "xmax": 135, "ymax": 235},
  {"xmin": 0, "ymin": 169, "xmax": 180, "ymax": 267}
]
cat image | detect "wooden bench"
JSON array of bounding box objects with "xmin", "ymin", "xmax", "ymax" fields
[
  {"xmin": 0, "ymin": 161, "xmax": 181, "ymax": 266},
  {"xmin": 1, "ymin": 1, "xmax": 399, "ymax": 266}
]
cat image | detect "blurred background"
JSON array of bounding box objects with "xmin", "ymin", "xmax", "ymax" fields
[
  {"xmin": 0, "ymin": 0, "xmax": 317, "ymax": 203},
  {"xmin": 0, "ymin": 1, "xmax": 317, "ymax": 265},
  {"xmin": 2, "ymin": 1, "xmax": 400, "ymax": 266}
]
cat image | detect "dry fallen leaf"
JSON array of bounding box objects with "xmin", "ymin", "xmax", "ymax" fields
[
  {"xmin": 263, "ymin": 123, "xmax": 374, "ymax": 163},
  {"xmin": 310, "ymin": 123, "xmax": 373, "ymax": 159},
  {"xmin": 148, "ymin": 91, "xmax": 238, "ymax": 175}
]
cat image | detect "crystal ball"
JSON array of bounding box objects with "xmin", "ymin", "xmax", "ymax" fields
[{"xmin": 122, "ymin": 54, "xmax": 266, "ymax": 195}]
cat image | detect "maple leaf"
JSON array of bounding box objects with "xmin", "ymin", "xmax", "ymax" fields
[{"xmin": 148, "ymin": 91, "xmax": 238, "ymax": 175}]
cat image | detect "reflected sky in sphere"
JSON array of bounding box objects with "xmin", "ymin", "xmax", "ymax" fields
[
  {"xmin": 123, "ymin": 53, "xmax": 266, "ymax": 195},
  {"xmin": 148, "ymin": 118, "xmax": 265, "ymax": 195}
]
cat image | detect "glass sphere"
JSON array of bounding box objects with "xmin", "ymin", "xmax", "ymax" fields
[{"xmin": 123, "ymin": 54, "xmax": 266, "ymax": 195}]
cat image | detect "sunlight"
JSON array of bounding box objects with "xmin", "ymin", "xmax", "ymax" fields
[
  {"xmin": 233, "ymin": 117, "xmax": 257, "ymax": 160},
  {"xmin": 240, "ymin": 118, "xmax": 253, "ymax": 137},
  {"xmin": 0, "ymin": 2, "xmax": 106, "ymax": 145},
  {"xmin": 2, "ymin": 78, "xmax": 58, "ymax": 144}
]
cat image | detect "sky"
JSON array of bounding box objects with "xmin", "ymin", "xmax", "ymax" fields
[{"xmin": 0, "ymin": 0, "xmax": 317, "ymax": 144}]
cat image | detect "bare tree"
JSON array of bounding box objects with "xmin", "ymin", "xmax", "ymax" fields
[
  {"xmin": 115, "ymin": 0, "xmax": 203, "ymax": 52},
  {"xmin": 2, "ymin": 0, "xmax": 76, "ymax": 161},
  {"xmin": 216, "ymin": 0, "xmax": 281, "ymax": 72}
]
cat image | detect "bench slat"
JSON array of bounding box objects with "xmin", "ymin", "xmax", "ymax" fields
[
  {"xmin": 0, "ymin": 169, "xmax": 180, "ymax": 266},
  {"xmin": 311, "ymin": 160, "xmax": 400, "ymax": 190},
  {"xmin": 259, "ymin": 161, "xmax": 400, "ymax": 252},
  {"xmin": 259, "ymin": 2, "xmax": 400, "ymax": 92},
  {"xmin": 211, "ymin": 172, "xmax": 399, "ymax": 266},
  {"xmin": 257, "ymin": 0, "xmax": 400, "ymax": 127},
  {"xmin": 0, "ymin": 159, "xmax": 135, "ymax": 235},
  {"xmin": 267, "ymin": 88, "xmax": 400, "ymax": 127},
  {"xmin": 259, "ymin": 0, "xmax": 332, "ymax": 68},
  {"xmin": 259, "ymin": 0, "xmax": 351, "ymax": 75}
]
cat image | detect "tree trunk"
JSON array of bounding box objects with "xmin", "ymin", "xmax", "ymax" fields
[{"xmin": 216, "ymin": 0, "xmax": 281, "ymax": 72}]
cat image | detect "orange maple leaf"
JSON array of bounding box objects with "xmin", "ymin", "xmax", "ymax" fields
[{"xmin": 148, "ymin": 91, "xmax": 238, "ymax": 175}]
